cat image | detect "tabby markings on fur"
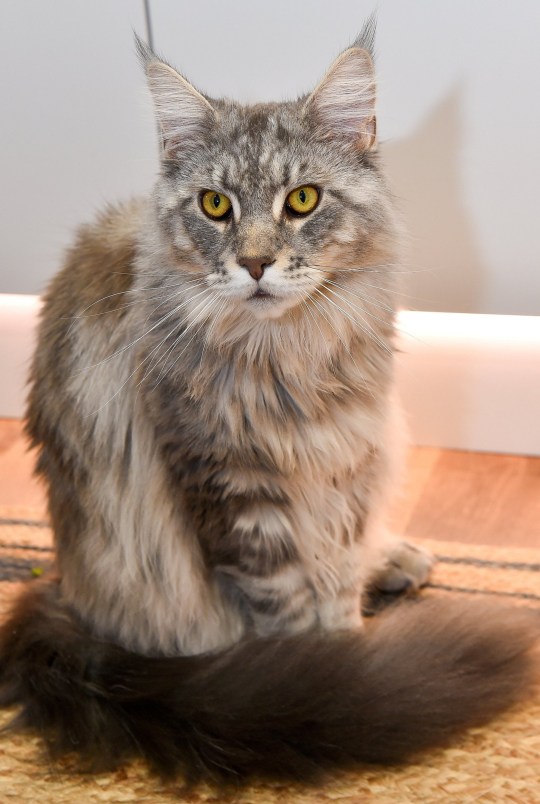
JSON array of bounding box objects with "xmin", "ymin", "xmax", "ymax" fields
[{"xmin": 0, "ymin": 18, "xmax": 536, "ymax": 787}]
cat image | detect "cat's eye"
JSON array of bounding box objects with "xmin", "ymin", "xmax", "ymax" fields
[
  {"xmin": 285, "ymin": 185, "xmax": 319, "ymax": 216},
  {"xmin": 201, "ymin": 191, "xmax": 232, "ymax": 220}
]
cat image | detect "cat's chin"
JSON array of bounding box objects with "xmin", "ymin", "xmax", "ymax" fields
[{"xmin": 244, "ymin": 293, "xmax": 297, "ymax": 321}]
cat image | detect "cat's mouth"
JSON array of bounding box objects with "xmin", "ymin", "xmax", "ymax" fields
[{"xmin": 249, "ymin": 289, "xmax": 275, "ymax": 301}]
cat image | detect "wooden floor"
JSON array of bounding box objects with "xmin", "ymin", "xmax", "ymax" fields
[{"xmin": 0, "ymin": 418, "xmax": 538, "ymax": 549}]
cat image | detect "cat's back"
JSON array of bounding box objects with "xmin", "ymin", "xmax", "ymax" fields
[
  {"xmin": 26, "ymin": 198, "xmax": 146, "ymax": 443},
  {"xmin": 43, "ymin": 198, "xmax": 145, "ymax": 327}
]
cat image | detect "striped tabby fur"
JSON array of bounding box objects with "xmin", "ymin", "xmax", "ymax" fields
[{"xmin": 0, "ymin": 19, "xmax": 537, "ymax": 786}]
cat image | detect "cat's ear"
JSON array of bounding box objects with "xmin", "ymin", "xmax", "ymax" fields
[
  {"xmin": 135, "ymin": 35, "xmax": 216, "ymax": 158},
  {"xmin": 303, "ymin": 41, "xmax": 376, "ymax": 150}
]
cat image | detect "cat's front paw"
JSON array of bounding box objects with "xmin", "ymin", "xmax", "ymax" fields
[{"xmin": 370, "ymin": 541, "xmax": 434, "ymax": 594}]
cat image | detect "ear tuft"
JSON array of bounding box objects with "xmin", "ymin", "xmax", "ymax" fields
[
  {"xmin": 134, "ymin": 32, "xmax": 154, "ymax": 68},
  {"xmin": 134, "ymin": 33, "xmax": 216, "ymax": 158},
  {"xmin": 353, "ymin": 13, "xmax": 377, "ymax": 60},
  {"xmin": 304, "ymin": 47, "xmax": 376, "ymax": 150}
]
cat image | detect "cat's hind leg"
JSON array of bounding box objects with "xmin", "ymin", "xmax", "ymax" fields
[{"xmin": 362, "ymin": 399, "xmax": 434, "ymax": 596}]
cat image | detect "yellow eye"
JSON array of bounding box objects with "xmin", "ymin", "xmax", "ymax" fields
[
  {"xmin": 285, "ymin": 185, "xmax": 319, "ymax": 215},
  {"xmin": 201, "ymin": 190, "xmax": 232, "ymax": 220}
]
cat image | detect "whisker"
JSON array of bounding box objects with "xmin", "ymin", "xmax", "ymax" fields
[
  {"xmin": 308, "ymin": 293, "xmax": 373, "ymax": 398},
  {"xmin": 138, "ymin": 279, "xmax": 209, "ymax": 330},
  {"xmin": 313, "ymin": 268, "xmax": 437, "ymax": 304},
  {"xmin": 92, "ymin": 289, "xmax": 215, "ymax": 416},
  {"xmin": 344, "ymin": 281, "xmax": 420, "ymax": 301},
  {"xmin": 300, "ymin": 299, "xmax": 333, "ymax": 365},
  {"xmin": 320, "ymin": 283, "xmax": 428, "ymax": 347},
  {"xmin": 321, "ymin": 284, "xmax": 395, "ymax": 333},
  {"xmin": 324, "ymin": 285, "xmax": 394, "ymax": 353},
  {"xmin": 313, "ymin": 263, "xmax": 431, "ymax": 275},
  {"xmin": 63, "ymin": 276, "xmax": 206, "ymax": 336},
  {"xmin": 313, "ymin": 286, "xmax": 392, "ymax": 356},
  {"xmin": 321, "ymin": 278, "xmax": 395, "ymax": 315},
  {"xmin": 311, "ymin": 262, "xmax": 438, "ymax": 306},
  {"xmin": 63, "ymin": 290, "xmax": 176, "ymax": 324},
  {"xmin": 137, "ymin": 289, "xmax": 215, "ymax": 388},
  {"xmin": 153, "ymin": 292, "xmax": 222, "ymax": 387},
  {"xmin": 199, "ymin": 294, "xmax": 228, "ymax": 367},
  {"xmin": 141, "ymin": 288, "xmax": 220, "ymax": 382},
  {"xmin": 76, "ymin": 285, "xmax": 211, "ymax": 375},
  {"xmin": 149, "ymin": 294, "xmax": 219, "ymax": 391},
  {"xmin": 63, "ymin": 287, "xmax": 163, "ymax": 336}
]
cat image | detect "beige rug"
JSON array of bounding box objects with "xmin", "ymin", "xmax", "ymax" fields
[{"xmin": 0, "ymin": 506, "xmax": 538, "ymax": 803}]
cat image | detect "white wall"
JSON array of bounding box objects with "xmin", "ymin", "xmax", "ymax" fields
[
  {"xmin": 1, "ymin": 0, "xmax": 539, "ymax": 315},
  {"xmin": 0, "ymin": 0, "xmax": 156, "ymax": 295},
  {"xmin": 148, "ymin": 0, "xmax": 540, "ymax": 316}
]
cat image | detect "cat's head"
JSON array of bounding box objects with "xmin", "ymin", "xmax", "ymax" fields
[{"xmin": 139, "ymin": 21, "xmax": 397, "ymax": 324}]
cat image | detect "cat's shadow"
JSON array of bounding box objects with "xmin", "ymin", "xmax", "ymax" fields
[{"xmin": 380, "ymin": 85, "xmax": 487, "ymax": 313}]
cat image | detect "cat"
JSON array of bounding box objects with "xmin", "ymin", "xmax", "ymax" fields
[{"xmin": 0, "ymin": 19, "xmax": 537, "ymax": 786}]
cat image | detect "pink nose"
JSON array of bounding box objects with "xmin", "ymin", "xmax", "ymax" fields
[{"xmin": 237, "ymin": 256, "xmax": 275, "ymax": 281}]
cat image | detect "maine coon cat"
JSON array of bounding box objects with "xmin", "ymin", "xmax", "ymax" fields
[{"xmin": 0, "ymin": 21, "xmax": 537, "ymax": 785}]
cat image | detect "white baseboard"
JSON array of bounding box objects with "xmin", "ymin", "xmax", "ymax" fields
[
  {"xmin": 0, "ymin": 294, "xmax": 42, "ymax": 420},
  {"xmin": 396, "ymin": 311, "xmax": 540, "ymax": 456},
  {"xmin": 1, "ymin": 294, "xmax": 539, "ymax": 456}
]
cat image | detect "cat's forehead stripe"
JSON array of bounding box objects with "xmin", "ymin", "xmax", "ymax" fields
[
  {"xmin": 217, "ymin": 106, "xmax": 302, "ymax": 189},
  {"xmin": 213, "ymin": 148, "xmax": 301, "ymax": 207}
]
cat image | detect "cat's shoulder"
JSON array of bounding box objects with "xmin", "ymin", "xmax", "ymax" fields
[{"xmin": 43, "ymin": 198, "xmax": 146, "ymax": 321}]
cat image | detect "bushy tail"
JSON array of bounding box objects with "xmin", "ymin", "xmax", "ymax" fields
[{"xmin": 0, "ymin": 580, "xmax": 538, "ymax": 784}]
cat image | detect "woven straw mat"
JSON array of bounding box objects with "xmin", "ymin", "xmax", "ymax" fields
[{"xmin": 0, "ymin": 506, "xmax": 538, "ymax": 803}]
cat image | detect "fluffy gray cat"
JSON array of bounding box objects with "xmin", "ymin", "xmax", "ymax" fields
[{"xmin": 0, "ymin": 20, "xmax": 537, "ymax": 786}]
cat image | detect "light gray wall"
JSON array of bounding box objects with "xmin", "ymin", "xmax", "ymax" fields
[
  {"xmin": 0, "ymin": 0, "xmax": 156, "ymax": 295},
  {"xmin": 1, "ymin": 0, "xmax": 539, "ymax": 314}
]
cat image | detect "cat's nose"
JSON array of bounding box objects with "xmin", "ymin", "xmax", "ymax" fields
[{"xmin": 237, "ymin": 256, "xmax": 275, "ymax": 281}]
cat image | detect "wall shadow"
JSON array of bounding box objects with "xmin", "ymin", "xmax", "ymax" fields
[{"xmin": 380, "ymin": 85, "xmax": 487, "ymax": 313}]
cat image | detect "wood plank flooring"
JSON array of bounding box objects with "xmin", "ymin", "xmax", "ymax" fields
[
  {"xmin": 395, "ymin": 447, "xmax": 540, "ymax": 548},
  {"xmin": 0, "ymin": 418, "xmax": 538, "ymax": 549},
  {"xmin": 0, "ymin": 418, "xmax": 45, "ymax": 511}
]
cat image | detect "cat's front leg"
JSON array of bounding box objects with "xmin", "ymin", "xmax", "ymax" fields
[
  {"xmin": 214, "ymin": 501, "xmax": 318, "ymax": 637},
  {"xmin": 315, "ymin": 541, "xmax": 366, "ymax": 632}
]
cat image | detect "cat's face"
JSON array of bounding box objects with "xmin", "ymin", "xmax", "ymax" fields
[{"xmin": 142, "ymin": 38, "xmax": 394, "ymax": 322}]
